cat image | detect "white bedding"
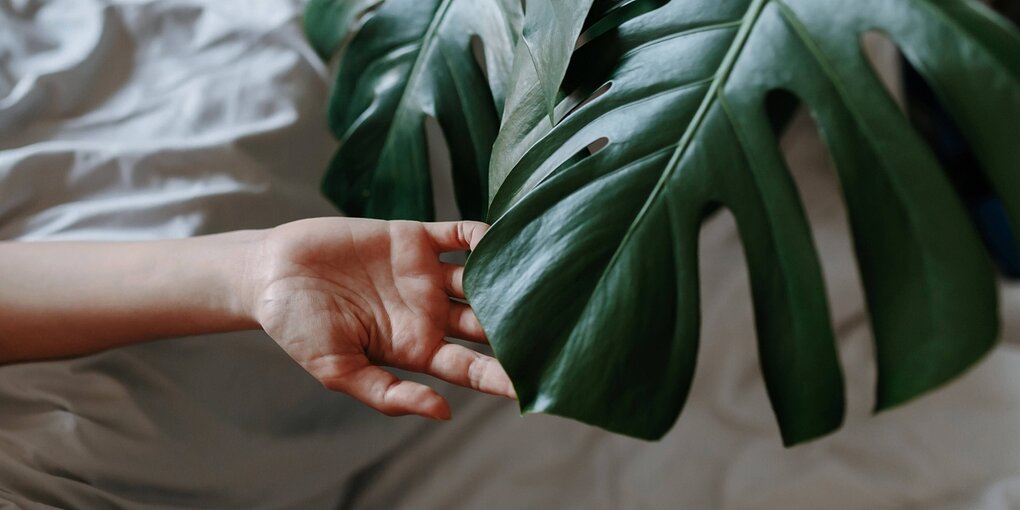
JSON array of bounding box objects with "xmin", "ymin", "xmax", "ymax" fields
[{"xmin": 1, "ymin": 1, "xmax": 1019, "ymax": 508}]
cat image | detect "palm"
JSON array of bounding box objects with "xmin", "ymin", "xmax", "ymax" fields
[{"xmin": 253, "ymin": 218, "xmax": 513, "ymax": 419}]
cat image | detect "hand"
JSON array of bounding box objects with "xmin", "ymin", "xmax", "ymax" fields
[{"xmin": 247, "ymin": 217, "xmax": 514, "ymax": 420}]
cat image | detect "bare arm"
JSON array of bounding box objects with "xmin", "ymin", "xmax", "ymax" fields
[
  {"xmin": 0, "ymin": 231, "xmax": 261, "ymax": 360},
  {"xmin": 0, "ymin": 218, "xmax": 514, "ymax": 419}
]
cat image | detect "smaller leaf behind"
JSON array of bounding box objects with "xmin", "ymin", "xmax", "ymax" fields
[
  {"xmin": 520, "ymin": 2, "xmax": 595, "ymax": 120},
  {"xmin": 310, "ymin": 0, "xmax": 522, "ymax": 220},
  {"xmin": 489, "ymin": 0, "xmax": 666, "ymax": 203}
]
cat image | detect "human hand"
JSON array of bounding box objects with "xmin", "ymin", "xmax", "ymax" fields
[{"xmin": 246, "ymin": 217, "xmax": 514, "ymax": 420}]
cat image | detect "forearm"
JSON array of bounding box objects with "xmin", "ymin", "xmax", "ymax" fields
[
  {"xmin": 0, "ymin": 218, "xmax": 516, "ymax": 416},
  {"xmin": 0, "ymin": 231, "xmax": 264, "ymax": 362}
]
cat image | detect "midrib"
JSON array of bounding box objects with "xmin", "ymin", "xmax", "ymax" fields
[{"xmin": 378, "ymin": 0, "xmax": 456, "ymax": 153}]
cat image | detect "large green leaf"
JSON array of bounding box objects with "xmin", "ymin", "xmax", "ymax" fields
[
  {"xmin": 307, "ymin": 0, "xmax": 522, "ymax": 220},
  {"xmin": 465, "ymin": 0, "xmax": 1020, "ymax": 445}
]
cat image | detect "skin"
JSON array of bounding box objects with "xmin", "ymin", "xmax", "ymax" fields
[{"xmin": 0, "ymin": 218, "xmax": 515, "ymax": 420}]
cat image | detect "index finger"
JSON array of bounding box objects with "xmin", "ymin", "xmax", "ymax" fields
[{"xmin": 422, "ymin": 221, "xmax": 489, "ymax": 253}]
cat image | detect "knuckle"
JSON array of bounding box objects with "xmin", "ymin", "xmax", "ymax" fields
[
  {"xmin": 467, "ymin": 355, "xmax": 487, "ymax": 390},
  {"xmin": 388, "ymin": 220, "xmax": 419, "ymax": 240},
  {"xmin": 376, "ymin": 380, "xmax": 405, "ymax": 416}
]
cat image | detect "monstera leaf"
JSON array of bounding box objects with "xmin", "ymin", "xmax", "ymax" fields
[
  {"xmin": 464, "ymin": 0, "xmax": 1020, "ymax": 445},
  {"xmin": 305, "ymin": 0, "xmax": 522, "ymax": 220}
]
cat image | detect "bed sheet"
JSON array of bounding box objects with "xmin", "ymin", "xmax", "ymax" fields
[{"xmin": 1, "ymin": 1, "xmax": 1019, "ymax": 508}]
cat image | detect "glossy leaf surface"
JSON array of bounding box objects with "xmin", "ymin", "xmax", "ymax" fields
[
  {"xmin": 308, "ymin": 0, "xmax": 521, "ymax": 220},
  {"xmin": 465, "ymin": 0, "xmax": 1020, "ymax": 445},
  {"xmin": 486, "ymin": 0, "xmax": 592, "ymax": 199}
]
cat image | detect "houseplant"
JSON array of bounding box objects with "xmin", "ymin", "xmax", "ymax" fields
[{"xmin": 306, "ymin": 0, "xmax": 1020, "ymax": 445}]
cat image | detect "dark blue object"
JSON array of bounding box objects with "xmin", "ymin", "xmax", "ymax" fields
[{"xmin": 903, "ymin": 45, "xmax": 1020, "ymax": 279}]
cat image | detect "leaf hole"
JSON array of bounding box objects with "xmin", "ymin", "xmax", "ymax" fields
[
  {"xmin": 423, "ymin": 116, "xmax": 462, "ymax": 224},
  {"xmin": 470, "ymin": 35, "xmax": 488, "ymax": 83},
  {"xmin": 692, "ymin": 207, "xmax": 776, "ymax": 431},
  {"xmin": 587, "ymin": 136, "xmax": 609, "ymax": 156},
  {"xmin": 770, "ymin": 93, "xmax": 878, "ymax": 418},
  {"xmin": 859, "ymin": 30, "xmax": 907, "ymax": 114}
]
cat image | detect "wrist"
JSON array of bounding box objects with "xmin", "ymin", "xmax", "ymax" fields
[{"xmin": 227, "ymin": 229, "xmax": 271, "ymax": 331}]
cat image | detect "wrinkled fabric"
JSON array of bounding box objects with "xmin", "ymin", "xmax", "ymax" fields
[
  {"xmin": 1, "ymin": 1, "xmax": 1019, "ymax": 508},
  {"xmin": 0, "ymin": 1, "xmax": 436, "ymax": 508}
]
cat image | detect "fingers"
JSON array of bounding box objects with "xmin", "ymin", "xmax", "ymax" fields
[
  {"xmin": 447, "ymin": 301, "xmax": 487, "ymax": 343},
  {"xmin": 442, "ymin": 264, "xmax": 486, "ymax": 342},
  {"xmin": 443, "ymin": 263, "xmax": 464, "ymax": 298},
  {"xmin": 428, "ymin": 343, "xmax": 516, "ymax": 399},
  {"xmin": 322, "ymin": 359, "xmax": 452, "ymax": 420},
  {"xmin": 423, "ymin": 221, "xmax": 489, "ymax": 253}
]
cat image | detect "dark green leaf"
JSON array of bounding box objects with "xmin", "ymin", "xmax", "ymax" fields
[
  {"xmin": 304, "ymin": 0, "xmax": 381, "ymax": 60},
  {"xmin": 309, "ymin": 0, "xmax": 522, "ymax": 220},
  {"xmin": 466, "ymin": 0, "xmax": 1020, "ymax": 445}
]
